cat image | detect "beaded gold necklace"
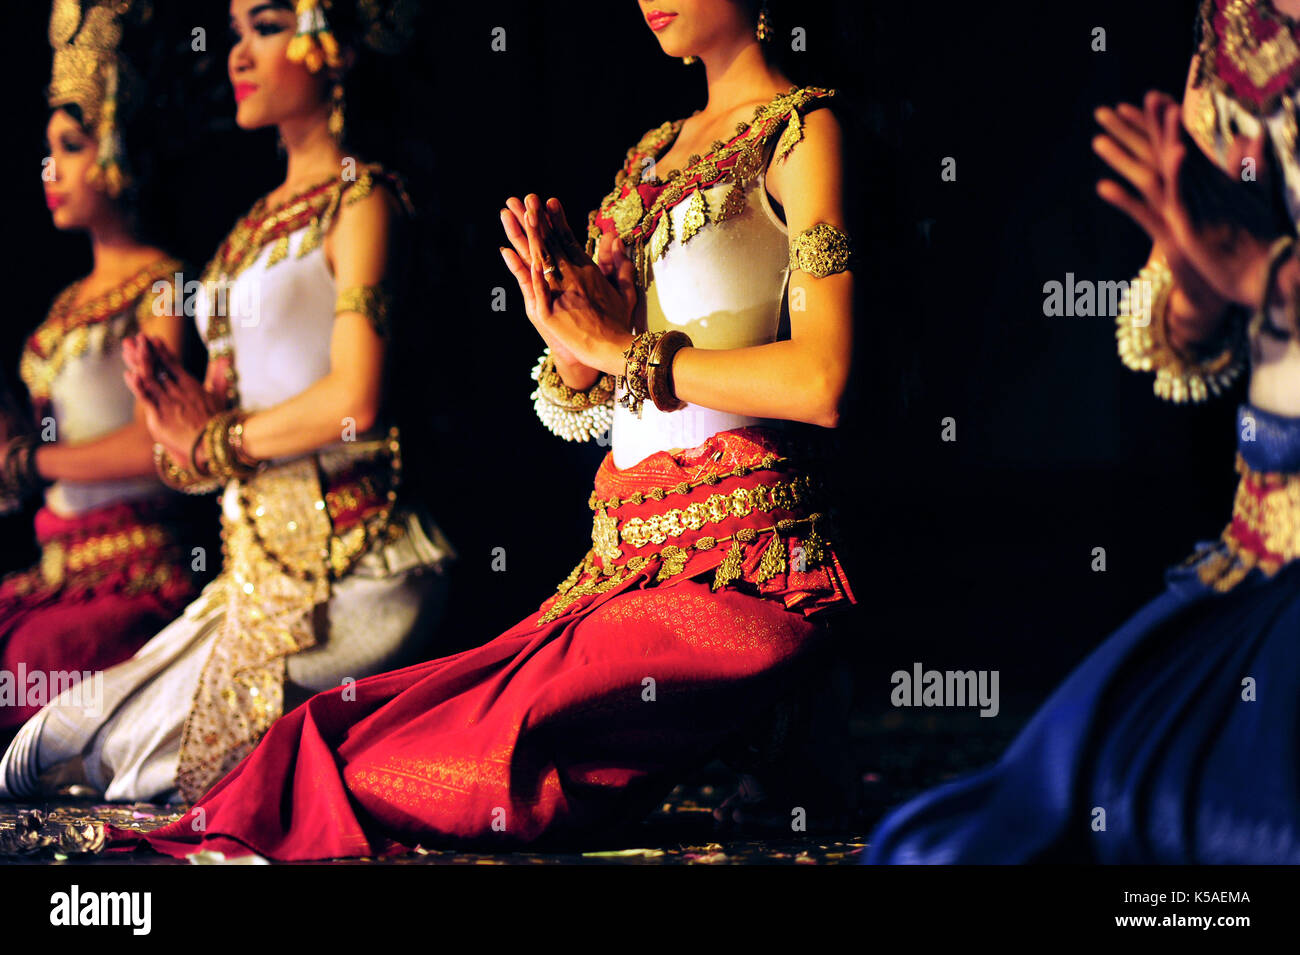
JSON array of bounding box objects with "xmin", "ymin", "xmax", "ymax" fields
[
  {"xmin": 587, "ymin": 86, "xmax": 836, "ymax": 290},
  {"xmin": 19, "ymin": 256, "xmax": 182, "ymax": 410}
]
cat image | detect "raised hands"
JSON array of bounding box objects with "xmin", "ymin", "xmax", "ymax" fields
[
  {"xmin": 499, "ymin": 193, "xmax": 638, "ymax": 379},
  {"xmin": 122, "ymin": 333, "xmax": 226, "ymax": 468},
  {"xmin": 1093, "ymin": 90, "xmax": 1280, "ymax": 311}
]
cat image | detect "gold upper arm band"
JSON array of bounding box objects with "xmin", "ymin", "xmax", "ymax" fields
[
  {"xmin": 335, "ymin": 284, "xmax": 392, "ymax": 338},
  {"xmin": 788, "ymin": 222, "xmax": 853, "ymax": 278}
]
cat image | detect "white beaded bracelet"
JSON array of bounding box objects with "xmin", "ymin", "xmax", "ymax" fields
[{"xmin": 529, "ymin": 349, "xmax": 615, "ymax": 442}]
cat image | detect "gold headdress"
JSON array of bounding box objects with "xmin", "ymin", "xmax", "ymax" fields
[
  {"xmin": 47, "ymin": 0, "xmax": 141, "ymax": 198},
  {"xmin": 285, "ymin": 0, "xmax": 418, "ymax": 73}
]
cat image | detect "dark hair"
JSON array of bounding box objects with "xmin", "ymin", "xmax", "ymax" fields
[{"xmin": 321, "ymin": 2, "xmax": 432, "ymax": 189}]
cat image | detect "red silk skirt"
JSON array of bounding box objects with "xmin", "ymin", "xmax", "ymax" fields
[
  {"xmin": 114, "ymin": 426, "xmax": 857, "ymax": 859},
  {"xmin": 0, "ymin": 497, "xmax": 198, "ymax": 728}
]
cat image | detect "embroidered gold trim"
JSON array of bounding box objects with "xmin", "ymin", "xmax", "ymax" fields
[
  {"xmin": 615, "ymin": 475, "xmax": 815, "ymax": 549},
  {"xmin": 1222, "ymin": 0, "xmax": 1300, "ymax": 91},
  {"xmin": 1195, "ymin": 0, "xmax": 1300, "ymax": 117},
  {"xmin": 537, "ymin": 513, "xmax": 829, "ymax": 625},
  {"xmin": 7, "ymin": 561, "xmax": 181, "ymax": 600},
  {"xmin": 175, "ymin": 455, "xmax": 332, "ymax": 804},
  {"xmin": 1115, "ymin": 256, "xmax": 1247, "ymax": 403},
  {"xmin": 29, "ymin": 521, "xmax": 177, "ymax": 593},
  {"xmin": 788, "ymin": 222, "xmax": 854, "ymax": 277},
  {"xmin": 775, "ymin": 107, "xmax": 804, "ymax": 164},
  {"xmin": 589, "ymin": 452, "xmax": 790, "ymax": 511},
  {"xmin": 1191, "ymin": 453, "xmax": 1300, "ymax": 591}
]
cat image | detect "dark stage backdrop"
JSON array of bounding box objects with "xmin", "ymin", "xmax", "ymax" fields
[{"xmin": 0, "ymin": 1, "xmax": 1224, "ymax": 724}]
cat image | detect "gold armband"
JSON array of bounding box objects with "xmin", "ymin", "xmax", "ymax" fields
[
  {"xmin": 529, "ymin": 348, "xmax": 615, "ymax": 442},
  {"xmin": 788, "ymin": 222, "xmax": 853, "ymax": 278},
  {"xmin": 1115, "ymin": 256, "xmax": 1246, "ymax": 404},
  {"xmin": 336, "ymin": 284, "xmax": 392, "ymax": 338}
]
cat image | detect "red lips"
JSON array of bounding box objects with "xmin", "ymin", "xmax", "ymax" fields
[
  {"xmin": 45, "ymin": 193, "xmax": 65, "ymax": 211},
  {"xmin": 647, "ymin": 10, "xmax": 677, "ymax": 31},
  {"xmin": 234, "ymin": 82, "xmax": 258, "ymax": 103}
]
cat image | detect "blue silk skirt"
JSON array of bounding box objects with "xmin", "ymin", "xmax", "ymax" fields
[{"xmin": 867, "ymin": 404, "xmax": 1300, "ymax": 864}]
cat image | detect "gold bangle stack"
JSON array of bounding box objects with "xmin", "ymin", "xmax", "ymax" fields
[
  {"xmin": 618, "ymin": 331, "xmax": 661, "ymax": 417},
  {"xmin": 154, "ymin": 443, "xmax": 222, "ymax": 495},
  {"xmin": 529, "ymin": 348, "xmax": 616, "ymax": 442},
  {"xmin": 202, "ymin": 409, "xmax": 262, "ymax": 482},
  {"xmin": 646, "ymin": 329, "xmax": 692, "ymax": 412}
]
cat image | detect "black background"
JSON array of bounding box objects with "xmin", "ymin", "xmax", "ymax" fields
[{"xmin": 0, "ymin": 0, "xmax": 1231, "ymax": 727}]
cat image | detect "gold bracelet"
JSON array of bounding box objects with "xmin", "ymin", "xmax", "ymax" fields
[
  {"xmin": 647, "ymin": 330, "xmax": 692, "ymax": 412},
  {"xmin": 336, "ymin": 284, "xmax": 392, "ymax": 338},
  {"xmin": 188, "ymin": 427, "xmax": 207, "ymax": 477},
  {"xmin": 1115, "ymin": 255, "xmax": 1246, "ymax": 403},
  {"xmin": 788, "ymin": 222, "xmax": 854, "ymax": 278},
  {"xmin": 533, "ymin": 349, "xmax": 616, "ymax": 410},
  {"xmin": 201, "ymin": 414, "xmax": 228, "ymax": 480},
  {"xmin": 154, "ymin": 443, "xmax": 222, "ymax": 495},
  {"xmin": 618, "ymin": 331, "xmax": 662, "ymax": 417},
  {"xmin": 227, "ymin": 413, "xmax": 259, "ymax": 469}
]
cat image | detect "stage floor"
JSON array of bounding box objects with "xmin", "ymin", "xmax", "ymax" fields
[{"xmin": 0, "ymin": 710, "xmax": 1019, "ymax": 864}]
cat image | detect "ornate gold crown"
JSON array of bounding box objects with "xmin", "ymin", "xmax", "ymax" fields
[
  {"xmin": 48, "ymin": 0, "xmax": 130, "ymax": 130},
  {"xmin": 47, "ymin": 0, "xmax": 141, "ymax": 197}
]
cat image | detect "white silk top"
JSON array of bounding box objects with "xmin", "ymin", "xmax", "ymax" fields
[
  {"xmin": 611, "ymin": 162, "xmax": 793, "ymax": 469},
  {"xmin": 193, "ymin": 194, "xmax": 382, "ymax": 463},
  {"xmin": 43, "ymin": 312, "xmax": 163, "ymax": 515},
  {"xmin": 18, "ymin": 261, "xmax": 182, "ymax": 517},
  {"xmin": 596, "ymin": 86, "xmax": 837, "ymax": 469}
]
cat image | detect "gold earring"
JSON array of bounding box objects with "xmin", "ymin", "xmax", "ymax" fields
[
  {"xmin": 682, "ymin": 55, "xmax": 697, "ymax": 65},
  {"xmin": 328, "ymin": 81, "xmax": 345, "ymax": 141},
  {"xmin": 756, "ymin": 1, "xmax": 771, "ymax": 42}
]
